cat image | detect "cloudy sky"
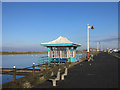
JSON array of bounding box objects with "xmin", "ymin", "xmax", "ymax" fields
[{"xmin": 2, "ymin": 2, "xmax": 118, "ymax": 51}]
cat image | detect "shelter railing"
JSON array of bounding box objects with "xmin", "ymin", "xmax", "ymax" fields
[
  {"xmin": 38, "ymin": 56, "xmax": 49, "ymax": 65},
  {"xmin": 76, "ymin": 53, "xmax": 87, "ymax": 62},
  {"xmin": 38, "ymin": 53, "xmax": 87, "ymax": 65}
]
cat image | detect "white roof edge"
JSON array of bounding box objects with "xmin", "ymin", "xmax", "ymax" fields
[
  {"xmin": 72, "ymin": 43, "xmax": 81, "ymax": 46},
  {"xmin": 41, "ymin": 43, "xmax": 81, "ymax": 45},
  {"xmin": 41, "ymin": 36, "xmax": 81, "ymax": 45}
]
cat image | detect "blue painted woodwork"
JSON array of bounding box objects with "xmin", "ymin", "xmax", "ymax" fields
[
  {"xmin": 70, "ymin": 57, "xmax": 76, "ymax": 62},
  {"xmin": 41, "ymin": 43, "xmax": 80, "ymax": 47}
]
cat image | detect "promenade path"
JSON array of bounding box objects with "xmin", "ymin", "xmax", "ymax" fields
[{"xmin": 34, "ymin": 52, "xmax": 119, "ymax": 88}]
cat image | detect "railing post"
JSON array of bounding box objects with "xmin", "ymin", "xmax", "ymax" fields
[
  {"xmin": 13, "ymin": 65, "xmax": 16, "ymax": 81},
  {"xmin": 33, "ymin": 62, "xmax": 35, "ymax": 76},
  {"xmin": 54, "ymin": 59, "xmax": 56, "ymax": 66},
  {"xmin": 41, "ymin": 59, "xmax": 44, "ymax": 71},
  {"xmin": 45, "ymin": 61, "xmax": 47, "ymax": 70},
  {"xmin": 41, "ymin": 63, "xmax": 43, "ymax": 71}
]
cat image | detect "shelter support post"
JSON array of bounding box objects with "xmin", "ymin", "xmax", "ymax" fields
[
  {"xmin": 67, "ymin": 47, "xmax": 71, "ymax": 62},
  {"xmin": 60, "ymin": 49, "xmax": 62, "ymax": 58},
  {"xmin": 48, "ymin": 47, "xmax": 52, "ymax": 58},
  {"xmin": 73, "ymin": 47, "xmax": 77, "ymax": 57}
]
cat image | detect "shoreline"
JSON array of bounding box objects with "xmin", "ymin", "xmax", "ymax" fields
[
  {"xmin": 0, "ymin": 51, "xmax": 87, "ymax": 55},
  {"xmin": 0, "ymin": 51, "xmax": 48, "ymax": 55}
]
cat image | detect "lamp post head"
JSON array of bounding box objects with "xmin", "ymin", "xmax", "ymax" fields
[{"xmin": 91, "ymin": 25, "xmax": 94, "ymax": 29}]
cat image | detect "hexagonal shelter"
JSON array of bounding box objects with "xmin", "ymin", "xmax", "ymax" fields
[{"xmin": 41, "ymin": 36, "xmax": 81, "ymax": 64}]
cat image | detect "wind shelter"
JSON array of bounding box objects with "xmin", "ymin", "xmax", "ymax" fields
[{"xmin": 41, "ymin": 36, "xmax": 81, "ymax": 64}]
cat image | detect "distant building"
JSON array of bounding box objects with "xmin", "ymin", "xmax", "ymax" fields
[{"xmin": 89, "ymin": 48, "xmax": 97, "ymax": 52}]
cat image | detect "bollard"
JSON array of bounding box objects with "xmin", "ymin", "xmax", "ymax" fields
[
  {"xmin": 33, "ymin": 63, "xmax": 35, "ymax": 76},
  {"xmin": 13, "ymin": 65, "xmax": 16, "ymax": 81},
  {"xmin": 41, "ymin": 64, "xmax": 43, "ymax": 71},
  {"xmin": 45, "ymin": 62, "xmax": 47, "ymax": 70}
]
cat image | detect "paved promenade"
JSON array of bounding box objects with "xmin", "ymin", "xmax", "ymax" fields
[{"xmin": 34, "ymin": 52, "xmax": 119, "ymax": 88}]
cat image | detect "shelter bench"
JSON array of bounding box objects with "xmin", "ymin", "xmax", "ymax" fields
[
  {"xmin": 49, "ymin": 69, "xmax": 61, "ymax": 86},
  {"xmin": 88, "ymin": 54, "xmax": 94, "ymax": 61},
  {"xmin": 61, "ymin": 67, "xmax": 68, "ymax": 80}
]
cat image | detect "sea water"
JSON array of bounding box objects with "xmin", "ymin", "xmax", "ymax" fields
[{"xmin": 1, "ymin": 54, "xmax": 47, "ymax": 84}]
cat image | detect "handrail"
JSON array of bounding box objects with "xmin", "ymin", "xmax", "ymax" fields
[{"xmin": 38, "ymin": 53, "xmax": 87, "ymax": 65}]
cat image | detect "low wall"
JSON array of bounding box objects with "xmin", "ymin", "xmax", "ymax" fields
[{"xmin": 2, "ymin": 64, "xmax": 66, "ymax": 88}]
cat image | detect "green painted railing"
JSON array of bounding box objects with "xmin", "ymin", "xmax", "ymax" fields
[
  {"xmin": 38, "ymin": 56, "xmax": 49, "ymax": 65},
  {"xmin": 38, "ymin": 53, "xmax": 87, "ymax": 65}
]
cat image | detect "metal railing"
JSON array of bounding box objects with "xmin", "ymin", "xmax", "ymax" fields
[
  {"xmin": 38, "ymin": 56, "xmax": 49, "ymax": 65},
  {"xmin": 38, "ymin": 53, "xmax": 87, "ymax": 65},
  {"xmin": 76, "ymin": 53, "xmax": 87, "ymax": 61}
]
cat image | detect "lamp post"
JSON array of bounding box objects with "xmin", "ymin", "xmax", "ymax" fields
[
  {"xmin": 87, "ymin": 24, "xmax": 90, "ymax": 60},
  {"xmin": 87, "ymin": 24, "xmax": 94, "ymax": 60}
]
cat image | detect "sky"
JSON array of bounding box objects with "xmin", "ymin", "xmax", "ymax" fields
[{"xmin": 2, "ymin": 2, "xmax": 118, "ymax": 51}]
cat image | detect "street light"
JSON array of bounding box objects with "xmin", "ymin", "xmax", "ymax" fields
[{"xmin": 87, "ymin": 24, "xmax": 94, "ymax": 60}]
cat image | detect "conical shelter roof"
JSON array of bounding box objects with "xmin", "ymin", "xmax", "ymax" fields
[{"xmin": 41, "ymin": 36, "xmax": 81, "ymax": 47}]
